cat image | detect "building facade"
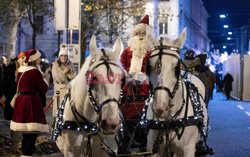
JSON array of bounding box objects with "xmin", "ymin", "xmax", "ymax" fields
[
  {"xmin": 15, "ymin": 15, "xmax": 60, "ymax": 62},
  {"xmin": 8, "ymin": 0, "xmax": 210, "ymax": 61},
  {"xmin": 103, "ymin": 0, "xmax": 210, "ymax": 58},
  {"xmin": 152, "ymin": 0, "xmax": 210, "ymax": 57},
  {"xmin": 234, "ymin": 19, "xmax": 250, "ymax": 55}
]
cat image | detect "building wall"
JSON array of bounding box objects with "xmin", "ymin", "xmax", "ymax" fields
[
  {"xmin": 189, "ymin": 0, "xmax": 210, "ymax": 55},
  {"xmin": 143, "ymin": 0, "xmax": 210, "ymax": 58},
  {"xmin": 14, "ymin": 0, "xmax": 210, "ymax": 62},
  {"xmin": 16, "ymin": 15, "xmax": 60, "ymax": 62},
  {"xmin": 179, "ymin": 0, "xmax": 191, "ymax": 53}
]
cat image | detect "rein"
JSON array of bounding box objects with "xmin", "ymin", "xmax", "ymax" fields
[
  {"xmin": 52, "ymin": 49, "xmax": 126, "ymax": 157},
  {"xmin": 148, "ymin": 38, "xmax": 181, "ymax": 99},
  {"xmin": 141, "ymin": 40, "xmax": 213, "ymax": 155},
  {"xmin": 87, "ymin": 49, "xmax": 125, "ymax": 113}
]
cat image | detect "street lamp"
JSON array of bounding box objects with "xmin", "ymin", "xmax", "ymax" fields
[
  {"xmin": 223, "ymin": 46, "xmax": 226, "ymax": 49},
  {"xmin": 228, "ymin": 32, "xmax": 232, "ymax": 35},
  {"xmin": 220, "ymin": 14, "xmax": 226, "ymax": 18},
  {"xmin": 223, "ymin": 25, "xmax": 229, "ymax": 28},
  {"xmin": 227, "ymin": 37, "xmax": 231, "ymax": 40}
]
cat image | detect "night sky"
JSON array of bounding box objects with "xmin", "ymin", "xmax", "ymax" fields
[{"xmin": 203, "ymin": 0, "xmax": 250, "ymax": 46}]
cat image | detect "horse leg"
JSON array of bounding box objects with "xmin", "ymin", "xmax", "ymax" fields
[
  {"xmin": 91, "ymin": 135, "xmax": 117, "ymax": 157},
  {"xmin": 172, "ymin": 142, "xmax": 196, "ymax": 157},
  {"xmin": 61, "ymin": 131, "xmax": 87, "ymax": 157}
]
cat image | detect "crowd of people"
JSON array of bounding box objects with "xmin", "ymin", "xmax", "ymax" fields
[
  {"xmin": 0, "ymin": 15, "xmax": 234, "ymax": 156},
  {"xmin": 0, "ymin": 45, "xmax": 76, "ymax": 156}
]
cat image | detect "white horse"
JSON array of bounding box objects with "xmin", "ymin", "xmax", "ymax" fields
[
  {"xmin": 146, "ymin": 28, "xmax": 208, "ymax": 157},
  {"xmin": 55, "ymin": 35, "xmax": 125, "ymax": 157}
]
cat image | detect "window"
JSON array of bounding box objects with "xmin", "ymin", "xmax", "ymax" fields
[{"xmin": 159, "ymin": 22, "xmax": 168, "ymax": 35}]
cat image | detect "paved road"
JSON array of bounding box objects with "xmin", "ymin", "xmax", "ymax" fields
[{"xmin": 207, "ymin": 92, "xmax": 250, "ymax": 157}]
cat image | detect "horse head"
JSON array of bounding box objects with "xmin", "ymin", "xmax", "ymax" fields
[
  {"xmin": 147, "ymin": 28, "xmax": 187, "ymax": 118},
  {"xmin": 86, "ymin": 35, "xmax": 124, "ymax": 134}
]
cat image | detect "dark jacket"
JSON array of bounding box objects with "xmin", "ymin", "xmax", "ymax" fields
[
  {"xmin": 223, "ymin": 73, "xmax": 233, "ymax": 91},
  {"xmin": 2, "ymin": 61, "xmax": 17, "ymax": 120}
]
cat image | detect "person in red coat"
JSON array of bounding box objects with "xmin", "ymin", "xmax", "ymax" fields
[
  {"xmin": 120, "ymin": 15, "xmax": 157, "ymax": 96},
  {"xmin": 10, "ymin": 49, "xmax": 49, "ymax": 156},
  {"xmin": 120, "ymin": 15, "xmax": 157, "ymax": 120}
]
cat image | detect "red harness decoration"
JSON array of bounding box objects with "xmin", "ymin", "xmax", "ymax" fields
[{"xmin": 44, "ymin": 98, "xmax": 54, "ymax": 113}]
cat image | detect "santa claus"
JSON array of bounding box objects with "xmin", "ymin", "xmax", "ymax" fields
[
  {"xmin": 10, "ymin": 49, "xmax": 49, "ymax": 156},
  {"xmin": 120, "ymin": 15, "xmax": 157, "ymax": 96}
]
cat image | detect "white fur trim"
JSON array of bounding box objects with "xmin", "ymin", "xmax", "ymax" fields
[
  {"xmin": 129, "ymin": 54, "xmax": 144, "ymax": 74},
  {"xmin": 131, "ymin": 24, "xmax": 147, "ymax": 37},
  {"xmin": 18, "ymin": 65, "xmax": 37, "ymax": 73},
  {"xmin": 28, "ymin": 50, "xmax": 41, "ymax": 62},
  {"xmin": 10, "ymin": 121, "xmax": 49, "ymax": 133}
]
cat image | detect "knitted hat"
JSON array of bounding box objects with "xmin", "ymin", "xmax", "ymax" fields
[
  {"xmin": 25, "ymin": 49, "xmax": 41, "ymax": 63},
  {"xmin": 58, "ymin": 44, "xmax": 68, "ymax": 57},
  {"xmin": 184, "ymin": 49, "xmax": 195, "ymax": 60}
]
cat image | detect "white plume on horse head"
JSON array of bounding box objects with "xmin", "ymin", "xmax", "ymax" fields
[{"xmin": 162, "ymin": 27, "xmax": 187, "ymax": 50}]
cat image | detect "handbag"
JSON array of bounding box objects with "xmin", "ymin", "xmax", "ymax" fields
[{"xmin": 10, "ymin": 72, "xmax": 25, "ymax": 108}]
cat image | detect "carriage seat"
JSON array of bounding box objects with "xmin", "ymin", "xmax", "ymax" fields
[{"xmin": 120, "ymin": 95, "xmax": 148, "ymax": 120}]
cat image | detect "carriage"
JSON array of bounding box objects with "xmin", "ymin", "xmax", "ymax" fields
[{"xmin": 52, "ymin": 30, "xmax": 214, "ymax": 157}]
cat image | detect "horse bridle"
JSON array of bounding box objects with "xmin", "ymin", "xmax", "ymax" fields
[
  {"xmin": 147, "ymin": 39, "xmax": 181, "ymax": 99},
  {"xmin": 86, "ymin": 49, "xmax": 126, "ymax": 114}
]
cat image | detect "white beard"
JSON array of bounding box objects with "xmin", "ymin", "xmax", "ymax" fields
[
  {"xmin": 127, "ymin": 36, "xmax": 153, "ymax": 77},
  {"xmin": 128, "ymin": 36, "xmax": 152, "ymax": 58}
]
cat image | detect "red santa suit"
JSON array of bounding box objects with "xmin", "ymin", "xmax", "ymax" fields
[
  {"xmin": 120, "ymin": 15, "xmax": 157, "ymax": 120},
  {"xmin": 120, "ymin": 47, "xmax": 152, "ymax": 96},
  {"xmin": 10, "ymin": 59, "xmax": 49, "ymax": 132}
]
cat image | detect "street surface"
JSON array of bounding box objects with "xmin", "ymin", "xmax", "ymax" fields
[{"xmin": 207, "ymin": 92, "xmax": 250, "ymax": 157}]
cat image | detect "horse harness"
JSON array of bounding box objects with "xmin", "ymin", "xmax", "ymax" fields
[
  {"xmin": 141, "ymin": 39, "xmax": 213, "ymax": 155},
  {"xmin": 146, "ymin": 39, "xmax": 181, "ymax": 100},
  {"xmin": 52, "ymin": 49, "xmax": 126, "ymax": 157}
]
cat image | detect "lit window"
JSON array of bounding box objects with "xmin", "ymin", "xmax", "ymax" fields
[{"xmin": 159, "ymin": 22, "xmax": 168, "ymax": 35}]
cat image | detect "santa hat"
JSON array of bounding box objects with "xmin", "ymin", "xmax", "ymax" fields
[
  {"xmin": 18, "ymin": 52, "xmax": 25, "ymax": 59},
  {"xmin": 25, "ymin": 49, "xmax": 41, "ymax": 63},
  {"xmin": 58, "ymin": 44, "xmax": 68, "ymax": 57},
  {"xmin": 131, "ymin": 15, "xmax": 150, "ymax": 37}
]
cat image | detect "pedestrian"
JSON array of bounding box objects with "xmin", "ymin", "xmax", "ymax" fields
[
  {"xmin": 52, "ymin": 44, "xmax": 76, "ymax": 117},
  {"xmin": 10, "ymin": 49, "xmax": 49, "ymax": 156},
  {"xmin": 215, "ymin": 70, "xmax": 222, "ymax": 92},
  {"xmin": 223, "ymin": 72, "xmax": 234, "ymax": 100},
  {"xmin": 1, "ymin": 55, "xmax": 17, "ymax": 120},
  {"xmin": 16, "ymin": 52, "xmax": 26, "ymax": 74},
  {"xmin": 0, "ymin": 56, "xmax": 4, "ymax": 106},
  {"xmin": 207, "ymin": 66, "xmax": 216, "ymax": 100}
]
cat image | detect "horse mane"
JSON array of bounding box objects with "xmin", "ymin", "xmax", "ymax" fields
[{"xmin": 70, "ymin": 56, "xmax": 92, "ymax": 111}]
